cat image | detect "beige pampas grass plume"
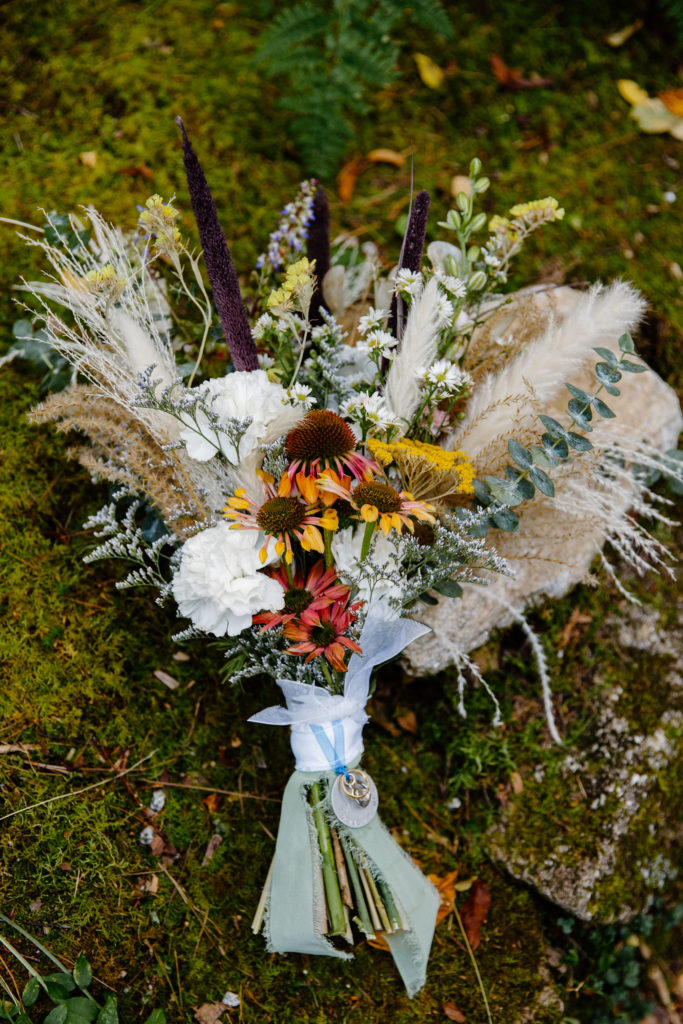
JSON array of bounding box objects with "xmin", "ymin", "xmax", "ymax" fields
[
  {"xmin": 384, "ymin": 277, "xmax": 441, "ymax": 429},
  {"xmin": 448, "ymin": 281, "xmax": 646, "ymax": 468}
]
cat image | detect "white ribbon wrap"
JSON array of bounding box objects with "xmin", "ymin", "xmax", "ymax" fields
[{"xmin": 249, "ymin": 604, "xmax": 431, "ymax": 772}]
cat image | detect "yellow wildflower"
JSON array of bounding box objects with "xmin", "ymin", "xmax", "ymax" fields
[
  {"xmin": 509, "ymin": 196, "xmax": 564, "ymax": 221},
  {"xmin": 84, "ymin": 264, "xmax": 125, "ymax": 303},
  {"xmin": 366, "ymin": 437, "xmax": 474, "ymax": 504},
  {"xmin": 267, "ymin": 257, "xmax": 317, "ymax": 312}
]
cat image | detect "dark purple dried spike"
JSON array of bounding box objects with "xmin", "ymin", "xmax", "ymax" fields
[
  {"xmin": 306, "ymin": 186, "xmax": 331, "ymax": 325},
  {"xmin": 387, "ymin": 189, "xmax": 431, "ymax": 338},
  {"xmin": 177, "ymin": 117, "xmax": 259, "ymax": 372}
]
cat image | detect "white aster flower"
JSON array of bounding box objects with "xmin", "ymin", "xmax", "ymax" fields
[
  {"xmin": 417, "ymin": 359, "xmax": 473, "ymax": 399},
  {"xmin": 435, "ymin": 271, "xmax": 467, "ymax": 299},
  {"xmin": 435, "ymin": 295, "xmax": 455, "ymax": 328},
  {"xmin": 285, "ymin": 383, "xmax": 316, "ymax": 407},
  {"xmin": 358, "ymin": 306, "xmax": 389, "ymax": 336},
  {"xmin": 252, "ymin": 312, "xmax": 275, "ymax": 340},
  {"xmin": 357, "ymin": 329, "xmax": 398, "ymax": 360},
  {"xmin": 340, "ymin": 391, "xmax": 402, "ymax": 436},
  {"xmin": 172, "ymin": 522, "xmax": 284, "ymax": 637},
  {"xmin": 331, "ymin": 526, "xmax": 403, "ymax": 609},
  {"xmin": 484, "ymin": 252, "xmax": 502, "ymax": 268},
  {"xmin": 178, "ymin": 369, "xmax": 304, "ymax": 464},
  {"xmin": 395, "ymin": 268, "xmax": 423, "ymax": 299}
]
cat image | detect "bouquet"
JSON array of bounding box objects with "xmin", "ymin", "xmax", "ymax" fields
[{"xmin": 7, "ymin": 119, "xmax": 681, "ymax": 996}]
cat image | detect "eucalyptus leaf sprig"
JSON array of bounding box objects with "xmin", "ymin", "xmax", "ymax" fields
[{"xmin": 473, "ymin": 334, "xmax": 647, "ymax": 532}]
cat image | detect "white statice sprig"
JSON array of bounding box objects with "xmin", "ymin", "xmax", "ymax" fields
[{"xmin": 83, "ymin": 494, "xmax": 180, "ymax": 603}]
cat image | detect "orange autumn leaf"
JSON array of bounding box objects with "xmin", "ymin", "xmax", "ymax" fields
[
  {"xmin": 366, "ymin": 867, "xmax": 458, "ymax": 952},
  {"xmin": 460, "ymin": 879, "xmax": 491, "ymax": 950},
  {"xmin": 443, "ymin": 1003, "xmax": 466, "ymax": 1022},
  {"xmin": 490, "ymin": 54, "xmax": 553, "ymax": 91},
  {"xmin": 659, "ymin": 89, "xmax": 683, "ymax": 117},
  {"xmin": 337, "ymin": 158, "xmax": 363, "ymax": 203},
  {"xmin": 202, "ymin": 791, "xmax": 222, "ymax": 813},
  {"xmin": 367, "ymin": 148, "xmax": 405, "ymax": 167}
]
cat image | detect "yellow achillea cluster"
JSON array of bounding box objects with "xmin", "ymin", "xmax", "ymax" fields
[
  {"xmin": 267, "ymin": 257, "xmax": 316, "ymax": 310},
  {"xmin": 84, "ymin": 263, "xmax": 125, "ymax": 303},
  {"xmin": 367, "ymin": 436, "xmax": 475, "ymax": 505},
  {"xmin": 138, "ymin": 194, "xmax": 181, "ymax": 256},
  {"xmin": 509, "ymin": 197, "xmax": 564, "ymax": 221}
]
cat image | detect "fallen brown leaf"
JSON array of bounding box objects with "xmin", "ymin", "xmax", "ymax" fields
[
  {"xmin": 450, "ymin": 175, "xmax": 471, "ymax": 200},
  {"xmin": 460, "ymin": 879, "xmax": 491, "ymax": 950},
  {"xmin": 443, "ymin": 1003, "xmax": 466, "ymax": 1022},
  {"xmin": 79, "ymin": 150, "xmax": 97, "ymax": 168},
  {"xmin": 338, "ymin": 158, "xmax": 363, "ymax": 203},
  {"xmin": 397, "ymin": 710, "xmax": 418, "ymax": 734},
  {"xmin": 367, "ymin": 148, "xmax": 404, "ymax": 167},
  {"xmin": 490, "ymin": 54, "xmax": 553, "ymax": 91},
  {"xmin": 559, "ymin": 607, "xmax": 592, "ymax": 648},
  {"xmin": 605, "ymin": 19, "xmax": 643, "ymax": 47},
  {"xmin": 511, "ymin": 771, "xmax": 524, "ymax": 795},
  {"xmin": 202, "ymin": 791, "xmax": 222, "ymax": 813},
  {"xmin": 194, "ymin": 1004, "xmax": 226, "ymax": 1024},
  {"xmin": 429, "ymin": 868, "xmax": 459, "ymax": 925},
  {"xmin": 117, "ymin": 164, "xmax": 154, "ymax": 179}
]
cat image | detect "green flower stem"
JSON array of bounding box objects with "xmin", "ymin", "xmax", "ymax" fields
[
  {"xmin": 359, "ymin": 520, "xmax": 375, "ymax": 562},
  {"xmin": 376, "ymin": 875, "xmax": 402, "ymax": 932},
  {"xmin": 338, "ymin": 832, "xmax": 374, "ymax": 937},
  {"xmin": 309, "ymin": 782, "xmax": 346, "ymax": 936},
  {"xmin": 283, "ymin": 558, "xmax": 294, "ymax": 587},
  {"xmin": 362, "ymin": 863, "xmax": 392, "ymax": 933},
  {"xmin": 323, "ymin": 528, "xmax": 333, "ymax": 569}
]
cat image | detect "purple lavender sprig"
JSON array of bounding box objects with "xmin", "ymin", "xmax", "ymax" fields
[
  {"xmin": 256, "ymin": 179, "xmax": 318, "ymax": 275},
  {"xmin": 177, "ymin": 117, "xmax": 259, "ymax": 373}
]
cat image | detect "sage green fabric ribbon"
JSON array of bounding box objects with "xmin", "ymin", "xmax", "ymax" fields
[{"xmin": 265, "ymin": 765, "xmax": 440, "ymax": 998}]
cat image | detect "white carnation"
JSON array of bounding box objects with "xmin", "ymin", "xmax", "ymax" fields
[
  {"xmin": 172, "ymin": 522, "xmax": 284, "ymax": 636},
  {"xmin": 179, "ymin": 369, "xmax": 304, "ymax": 463}
]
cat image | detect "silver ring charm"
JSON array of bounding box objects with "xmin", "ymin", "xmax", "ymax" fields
[{"xmin": 330, "ymin": 768, "xmax": 378, "ymax": 828}]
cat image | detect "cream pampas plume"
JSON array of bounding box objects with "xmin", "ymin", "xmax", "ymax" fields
[
  {"xmin": 448, "ymin": 281, "xmax": 646, "ymax": 465},
  {"xmin": 384, "ymin": 277, "xmax": 441, "ymax": 428}
]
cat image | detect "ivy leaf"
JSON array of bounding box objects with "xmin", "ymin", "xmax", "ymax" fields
[
  {"xmin": 22, "ymin": 979, "xmax": 41, "ymax": 1008},
  {"xmin": 619, "ymin": 359, "xmax": 647, "ymax": 373},
  {"xmin": 72, "ymin": 956, "xmax": 92, "ymax": 991},
  {"xmin": 96, "ymin": 998, "xmax": 119, "ymax": 1024},
  {"xmin": 565, "ymin": 432, "xmax": 593, "ymax": 451},
  {"xmin": 592, "ymin": 396, "xmax": 615, "ymax": 418},
  {"xmin": 507, "ymin": 439, "xmax": 533, "ymax": 469},
  {"xmin": 618, "ymin": 332, "xmax": 635, "ymax": 353},
  {"xmin": 43, "ymin": 1008, "xmax": 68, "ymax": 1024},
  {"xmin": 528, "ymin": 467, "xmax": 555, "ymax": 497},
  {"xmin": 593, "ymin": 346, "xmax": 618, "ymax": 366},
  {"xmin": 143, "ymin": 1013, "xmax": 167, "ymax": 1024},
  {"xmin": 595, "ymin": 362, "xmax": 622, "ymax": 385}
]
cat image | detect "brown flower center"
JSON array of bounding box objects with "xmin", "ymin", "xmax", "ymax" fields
[
  {"xmin": 311, "ymin": 622, "xmax": 338, "ymax": 647},
  {"xmin": 283, "ymin": 587, "xmax": 313, "ymax": 614},
  {"xmin": 352, "ymin": 481, "xmax": 402, "ymax": 514},
  {"xmin": 286, "ymin": 410, "xmax": 357, "ymax": 462},
  {"xmin": 256, "ymin": 497, "xmax": 306, "ymax": 533}
]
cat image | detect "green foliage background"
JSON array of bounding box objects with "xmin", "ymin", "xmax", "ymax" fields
[{"xmin": 0, "ymin": 1, "xmax": 681, "ymax": 1021}]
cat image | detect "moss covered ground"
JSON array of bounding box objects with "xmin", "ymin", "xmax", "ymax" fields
[{"xmin": 0, "ymin": 1, "xmax": 682, "ymax": 1021}]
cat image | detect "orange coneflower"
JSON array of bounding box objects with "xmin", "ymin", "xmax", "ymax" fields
[
  {"xmin": 253, "ymin": 561, "xmax": 351, "ymax": 631},
  {"xmin": 222, "ymin": 473, "xmax": 338, "ymax": 565},
  {"xmin": 318, "ymin": 475, "xmax": 436, "ymax": 538},
  {"xmin": 283, "ymin": 599, "xmax": 362, "ymax": 673},
  {"xmin": 284, "ymin": 410, "xmax": 378, "ymax": 500}
]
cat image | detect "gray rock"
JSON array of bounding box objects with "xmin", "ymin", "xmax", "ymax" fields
[{"xmin": 485, "ymin": 604, "xmax": 683, "ymax": 922}]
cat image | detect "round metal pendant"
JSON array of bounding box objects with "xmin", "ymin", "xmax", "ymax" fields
[{"xmin": 331, "ymin": 768, "xmax": 378, "ymax": 828}]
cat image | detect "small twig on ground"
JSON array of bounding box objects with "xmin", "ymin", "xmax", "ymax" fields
[{"xmin": 0, "ymin": 751, "xmax": 158, "ymax": 822}]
